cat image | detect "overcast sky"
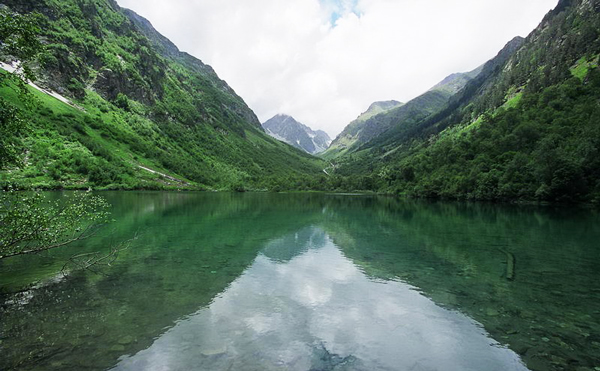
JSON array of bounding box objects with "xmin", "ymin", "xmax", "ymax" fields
[{"xmin": 117, "ymin": 0, "xmax": 558, "ymax": 137}]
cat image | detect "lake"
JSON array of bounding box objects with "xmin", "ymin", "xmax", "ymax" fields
[{"xmin": 1, "ymin": 192, "xmax": 599, "ymax": 370}]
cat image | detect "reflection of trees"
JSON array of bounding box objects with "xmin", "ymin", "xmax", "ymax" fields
[
  {"xmin": 2, "ymin": 194, "xmax": 598, "ymax": 371},
  {"xmin": 261, "ymin": 226, "xmax": 327, "ymax": 263},
  {"xmin": 322, "ymin": 199, "xmax": 600, "ymax": 371},
  {"xmin": 0, "ymin": 192, "xmax": 326, "ymax": 371}
]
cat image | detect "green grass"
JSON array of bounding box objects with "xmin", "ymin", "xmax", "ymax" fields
[
  {"xmin": 502, "ymin": 91, "xmax": 523, "ymax": 109},
  {"xmin": 1, "ymin": 77, "xmax": 325, "ymax": 191},
  {"xmin": 0, "ymin": 0, "xmax": 330, "ymax": 191},
  {"xmin": 570, "ymin": 55, "xmax": 599, "ymax": 80}
]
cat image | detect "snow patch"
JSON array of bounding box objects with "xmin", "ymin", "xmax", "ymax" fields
[{"xmin": 0, "ymin": 61, "xmax": 85, "ymax": 111}]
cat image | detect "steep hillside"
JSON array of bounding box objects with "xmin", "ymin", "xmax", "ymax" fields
[
  {"xmin": 0, "ymin": 0, "xmax": 325, "ymax": 190},
  {"xmin": 428, "ymin": 65, "xmax": 483, "ymax": 94},
  {"xmin": 355, "ymin": 101, "xmax": 404, "ymax": 122},
  {"xmin": 322, "ymin": 100, "xmax": 403, "ymax": 159},
  {"xmin": 361, "ymin": 38, "xmax": 524, "ymax": 153},
  {"xmin": 323, "ymin": 66, "xmax": 481, "ymax": 160},
  {"xmin": 262, "ymin": 114, "xmax": 331, "ymax": 154},
  {"xmin": 331, "ymin": 0, "xmax": 600, "ymax": 203}
]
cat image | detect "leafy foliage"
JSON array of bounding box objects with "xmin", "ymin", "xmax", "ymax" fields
[
  {"xmin": 0, "ymin": 7, "xmax": 43, "ymax": 81},
  {"xmin": 379, "ymin": 72, "xmax": 600, "ymax": 202},
  {"xmin": 0, "ymin": 0, "xmax": 325, "ymax": 190},
  {"xmin": 0, "ymin": 97, "xmax": 26, "ymax": 168},
  {"xmin": 0, "ymin": 189, "xmax": 110, "ymax": 258},
  {"xmin": 0, "ymin": 7, "xmax": 113, "ymax": 262},
  {"xmin": 0, "ymin": 8, "xmax": 44, "ymax": 168},
  {"xmin": 327, "ymin": 0, "xmax": 600, "ymax": 204}
]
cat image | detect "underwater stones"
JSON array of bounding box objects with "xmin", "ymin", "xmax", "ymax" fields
[
  {"xmin": 110, "ymin": 344, "xmax": 126, "ymax": 352},
  {"xmin": 486, "ymin": 308, "xmax": 500, "ymax": 317},
  {"xmin": 511, "ymin": 342, "xmax": 530, "ymax": 355},
  {"xmin": 200, "ymin": 345, "xmax": 227, "ymax": 356},
  {"xmin": 518, "ymin": 310, "xmax": 535, "ymax": 319},
  {"xmin": 85, "ymin": 299, "xmax": 102, "ymax": 308},
  {"xmin": 523, "ymin": 347, "xmax": 552, "ymax": 370},
  {"xmin": 117, "ymin": 335, "xmax": 134, "ymax": 345},
  {"xmin": 69, "ymin": 337, "xmax": 84, "ymax": 347},
  {"xmin": 50, "ymin": 361, "xmax": 64, "ymax": 368}
]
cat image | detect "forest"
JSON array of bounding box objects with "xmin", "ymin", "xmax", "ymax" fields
[{"xmin": 1, "ymin": 0, "xmax": 599, "ymax": 204}]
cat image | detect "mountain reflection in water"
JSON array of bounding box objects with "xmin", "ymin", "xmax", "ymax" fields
[
  {"xmin": 3, "ymin": 192, "xmax": 599, "ymax": 371},
  {"xmin": 114, "ymin": 227, "xmax": 527, "ymax": 371}
]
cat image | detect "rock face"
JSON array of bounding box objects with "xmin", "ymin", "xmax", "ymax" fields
[
  {"xmin": 0, "ymin": 0, "xmax": 327, "ymax": 190},
  {"xmin": 262, "ymin": 114, "xmax": 331, "ymax": 154},
  {"xmin": 0, "ymin": 0, "xmax": 261, "ymax": 129}
]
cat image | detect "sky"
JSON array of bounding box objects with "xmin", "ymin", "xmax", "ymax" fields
[{"xmin": 117, "ymin": 0, "xmax": 558, "ymax": 138}]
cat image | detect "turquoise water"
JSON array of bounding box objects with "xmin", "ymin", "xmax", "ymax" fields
[{"xmin": 1, "ymin": 192, "xmax": 599, "ymax": 370}]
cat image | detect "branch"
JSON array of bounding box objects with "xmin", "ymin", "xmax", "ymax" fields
[
  {"xmin": 0, "ymin": 223, "xmax": 102, "ymax": 260},
  {"xmin": 61, "ymin": 233, "xmax": 138, "ymax": 276}
]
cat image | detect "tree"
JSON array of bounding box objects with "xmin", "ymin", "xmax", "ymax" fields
[
  {"xmin": 0, "ymin": 8, "xmax": 115, "ymax": 265},
  {"xmin": 0, "ymin": 189, "xmax": 110, "ymax": 259},
  {"xmin": 0, "ymin": 7, "xmax": 43, "ymax": 168},
  {"xmin": 0, "ymin": 7, "xmax": 41, "ymax": 81}
]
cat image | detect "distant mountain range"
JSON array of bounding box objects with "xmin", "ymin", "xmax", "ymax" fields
[
  {"xmin": 323, "ymin": 66, "xmax": 483, "ymax": 159},
  {"xmin": 2, "ymin": 0, "xmax": 599, "ymax": 202},
  {"xmin": 262, "ymin": 114, "xmax": 332, "ymax": 154},
  {"xmin": 326, "ymin": 0, "xmax": 600, "ymax": 202}
]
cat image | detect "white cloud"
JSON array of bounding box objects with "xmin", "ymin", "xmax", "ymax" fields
[{"xmin": 117, "ymin": 0, "xmax": 557, "ymax": 137}]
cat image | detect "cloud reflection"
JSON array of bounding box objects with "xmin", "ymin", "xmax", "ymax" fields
[{"xmin": 114, "ymin": 227, "xmax": 527, "ymax": 371}]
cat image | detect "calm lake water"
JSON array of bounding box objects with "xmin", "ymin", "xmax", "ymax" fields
[{"xmin": 1, "ymin": 192, "xmax": 599, "ymax": 371}]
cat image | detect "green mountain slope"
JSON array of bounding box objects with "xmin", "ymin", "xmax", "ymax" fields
[
  {"xmin": 330, "ymin": 0, "xmax": 600, "ymax": 203},
  {"xmin": 323, "ymin": 67, "xmax": 481, "ymax": 160},
  {"xmin": 0, "ymin": 0, "xmax": 325, "ymax": 190},
  {"xmin": 322, "ymin": 100, "xmax": 403, "ymax": 159},
  {"xmin": 360, "ymin": 37, "xmax": 524, "ymax": 154}
]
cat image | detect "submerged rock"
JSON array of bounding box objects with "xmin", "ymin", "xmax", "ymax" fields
[
  {"xmin": 111, "ymin": 344, "xmax": 126, "ymax": 352},
  {"xmin": 118, "ymin": 335, "xmax": 134, "ymax": 345},
  {"xmin": 200, "ymin": 345, "xmax": 227, "ymax": 356},
  {"xmin": 486, "ymin": 308, "xmax": 500, "ymax": 317}
]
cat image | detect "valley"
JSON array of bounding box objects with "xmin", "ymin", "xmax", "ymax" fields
[
  {"xmin": 2, "ymin": 1, "xmax": 600, "ymax": 371},
  {"xmin": 1, "ymin": 0, "xmax": 598, "ymax": 203}
]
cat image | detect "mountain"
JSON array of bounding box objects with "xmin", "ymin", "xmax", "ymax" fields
[
  {"xmin": 357, "ymin": 101, "xmax": 405, "ymax": 121},
  {"xmin": 328, "ymin": 0, "xmax": 600, "ymax": 203},
  {"xmin": 0, "ymin": 0, "xmax": 325, "ymax": 191},
  {"xmin": 263, "ymin": 114, "xmax": 331, "ymax": 154},
  {"xmin": 322, "ymin": 100, "xmax": 403, "ymax": 159},
  {"xmin": 358, "ymin": 38, "xmax": 524, "ymax": 153},
  {"xmin": 323, "ymin": 66, "xmax": 482, "ymax": 160},
  {"xmin": 428, "ymin": 66, "xmax": 483, "ymax": 94},
  {"xmin": 2, "ymin": 0, "xmax": 598, "ymax": 202}
]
